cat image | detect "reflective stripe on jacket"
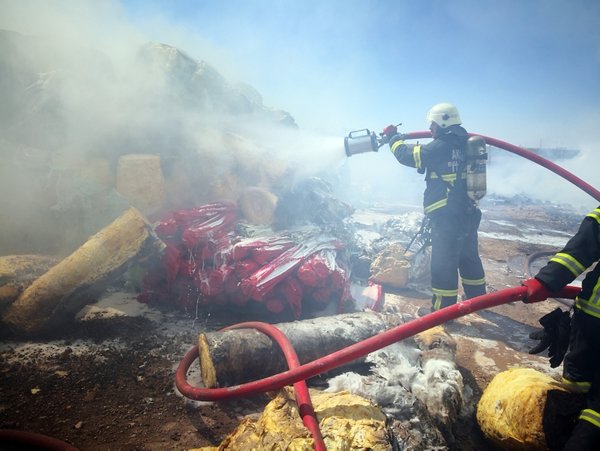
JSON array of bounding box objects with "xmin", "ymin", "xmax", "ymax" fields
[
  {"xmin": 537, "ymin": 207, "xmax": 600, "ymax": 319},
  {"xmin": 389, "ymin": 125, "xmax": 472, "ymax": 216}
]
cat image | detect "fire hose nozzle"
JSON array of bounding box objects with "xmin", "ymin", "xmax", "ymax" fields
[
  {"xmin": 344, "ymin": 129, "xmax": 380, "ymax": 157},
  {"xmin": 345, "ymin": 123, "xmax": 404, "ymax": 157}
]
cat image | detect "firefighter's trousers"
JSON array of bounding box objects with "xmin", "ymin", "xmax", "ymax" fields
[
  {"xmin": 429, "ymin": 207, "xmax": 486, "ymax": 311},
  {"xmin": 562, "ymin": 309, "xmax": 600, "ymax": 450}
]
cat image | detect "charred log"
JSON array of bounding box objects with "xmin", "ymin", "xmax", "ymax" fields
[{"xmin": 198, "ymin": 311, "xmax": 405, "ymax": 388}]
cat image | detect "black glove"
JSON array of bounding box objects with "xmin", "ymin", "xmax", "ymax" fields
[{"xmin": 528, "ymin": 307, "xmax": 571, "ymax": 368}]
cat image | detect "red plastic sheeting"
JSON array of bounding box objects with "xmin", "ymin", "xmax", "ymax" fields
[{"xmin": 138, "ymin": 202, "xmax": 366, "ymax": 319}]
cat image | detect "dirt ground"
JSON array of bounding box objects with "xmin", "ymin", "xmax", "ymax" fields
[{"xmin": 0, "ymin": 201, "xmax": 586, "ymax": 450}]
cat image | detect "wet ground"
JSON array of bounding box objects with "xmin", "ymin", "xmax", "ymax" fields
[{"xmin": 0, "ymin": 201, "xmax": 587, "ymax": 450}]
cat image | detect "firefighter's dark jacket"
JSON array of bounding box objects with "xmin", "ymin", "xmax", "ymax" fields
[
  {"xmin": 389, "ymin": 125, "xmax": 472, "ymax": 216},
  {"xmin": 536, "ymin": 206, "xmax": 600, "ymax": 319}
]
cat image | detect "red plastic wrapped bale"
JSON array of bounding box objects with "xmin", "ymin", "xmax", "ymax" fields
[
  {"xmin": 179, "ymin": 256, "xmax": 198, "ymax": 278},
  {"xmin": 296, "ymin": 249, "xmax": 337, "ymax": 287},
  {"xmin": 181, "ymin": 211, "xmax": 237, "ymax": 249},
  {"xmin": 251, "ymin": 239, "xmax": 295, "ymax": 265},
  {"xmin": 329, "ymin": 266, "xmax": 346, "ymax": 290},
  {"xmin": 311, "ymin": 249, "xmax": 337, "ymax": 277},
  {"xmin": 231, "ymin": 237, "xmax": 294, "ymax": 262},
  {"xmin": 234, "ymin": 259, "xmax": 260, "ymax": 280},
  {"xmin": 311, "ymin": 286, "xmax": 334, "ymax": 304},
  {"xmin": 280, "ymin": 275, "xmax": 304, "ymax": 319},
  {"xmin": 141, "ymin": 203, "xmax": 357, "ymax": 318},
  {"xmin": 194, "ymin": 268, "xmax": 225, "ymax": 297},
  {"xmin": 240, "ymin": 237, "xmax": 343, "ymax": 302},
  {"xmin": 296, "ymin": 261, "xmax": 319, "ymax": 287},
  {"xmin": 163, "ymin": 243, "xmax": 182, "ymax": 286},
  {"xmin": 223, "ymin": 271, "xmax": 241, "ymax": 294},
  {"xmin": 240, "ymin": 242, "xmax": 317, "ymax": 301},
  {"xmin": 172, "ymin": 202, "xmax": 237, "ymax": 227},
  {"xmin": 154, "ymin": 217, "xmax": 178, "ymax": 239}
]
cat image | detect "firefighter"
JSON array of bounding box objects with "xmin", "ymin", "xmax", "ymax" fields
[
  {"xmin": 523, "ymin": 205, "xmax": 600, "ymax": 450},
  {"xmin": 382, "ymin": 102, "xmax": 486, "ymax": 311}
]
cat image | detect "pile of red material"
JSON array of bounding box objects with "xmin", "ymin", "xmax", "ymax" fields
[{"xmin": 138, "ymin": 202, "xmax": 354, "ymax": 319}]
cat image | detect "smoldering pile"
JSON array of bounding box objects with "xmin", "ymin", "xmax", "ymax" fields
[{"xmin": 326, "ymin": 326, "xmax": 468, "ymax": 449}]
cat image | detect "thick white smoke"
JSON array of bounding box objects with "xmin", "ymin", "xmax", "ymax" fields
[{"xmin": 0, "ymin": 0, "xmax": 598, "ymax": 257}]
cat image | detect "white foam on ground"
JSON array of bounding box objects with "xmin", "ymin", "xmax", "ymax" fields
[{"xmin": 76, "ymin": 291, "xmax": 164, "ymax": 322}]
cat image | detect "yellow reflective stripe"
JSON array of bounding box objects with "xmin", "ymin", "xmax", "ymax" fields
[
  {"xmin": 586, "ymin": 208, "xmax": 600, "ymax": 224},
  {"xmin": 580, "ymin": 409, "xmax": 600, "ymax": 428},
  {"xmin": 589, "ymin": 277, "xmax": 600, "ymax": 305},
  {"xmin": 575, "ymin": 296, "xmax": 600, "ymax": 319},
  {"xmin": 390, "ymin": 139, "xmax": 405, "ymax": 156},
  {"xmin": 430, "ymin": 173, "xmax": 463, "ymax": 181},
  {"xmin": 424, "ymin": 198, "xmax": 448, "ymax": 214},
  {"xmin": 461, "ymin": 277, "xmax": 486, "ymax": 286},
  {"xmin": 550, "ymin": 252, "xmax": 586, "ymax": 277},
  {"xmin": 413, "ymin": 145, "xmax": 422, "ymax": 169},
  {"xmin": 432, "ymin": 287, "xmax": 458, "ymax": 297},
  {"xmin": 432, "ymin": 288, "xmax": 458, "ymax": 310},
  {"xmin": 562, "ymin": 376, "xmax": 592, "ymax": 393}
]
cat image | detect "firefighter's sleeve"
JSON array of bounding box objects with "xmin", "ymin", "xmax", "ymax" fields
[
  {"xmin": 389, "ymin": 135, "xmax": 422, "ymax": 169},
  {"xmin": 536, "ymin": 206, "xmax": 600, "ymax": 292}
]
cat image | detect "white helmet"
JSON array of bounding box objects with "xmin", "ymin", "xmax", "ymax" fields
[{"xmin": 426, "ymin": 103, "xmax": 462, "ymax": 128}]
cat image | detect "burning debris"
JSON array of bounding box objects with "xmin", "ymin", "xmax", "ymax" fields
[{"xmin": 325, "ymin": 326, "xmax": 464, "ymax": 449}]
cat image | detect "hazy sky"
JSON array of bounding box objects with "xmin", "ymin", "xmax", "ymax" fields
[
  {"xmin": 1, "ymin": 0, "xmax": 599, "ymax": 211},
  {"xmin": 119, "ymin": 0, "xmax": 600, "ymax": 210},
  {"xmin": 117, "ymin": 0, "xmax": 600, "ymax": 147}
]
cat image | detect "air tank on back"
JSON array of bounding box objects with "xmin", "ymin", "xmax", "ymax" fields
[{"xmin": 465, "ymin": 135, "xmax": 488, "ymax": 202}]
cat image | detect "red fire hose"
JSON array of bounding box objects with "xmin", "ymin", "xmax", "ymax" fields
[
  {"xmin": 0, "ymin": 429, "xmax": 79, "ymax": 450},
  {"xmin": 176, "ymin": 285, "xmax": 580, "ymax": 402},
  {"xmin": 405, "ymin": 131, "xmax": 600, "ymax": 203},
  {"xmin": 221, "ymin": 322, "xmax": 325, "ymax": 451},
  {"xmin": 526, "ymin": 251, "xmax": 574, "ymax": 309},
  {"xmin": 176, "ymin": 132, "xmax": 596, "ymax": 448},
  {"xmin": 176, "ymin": 286, "xmax": 579, "ymax": 447}
]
